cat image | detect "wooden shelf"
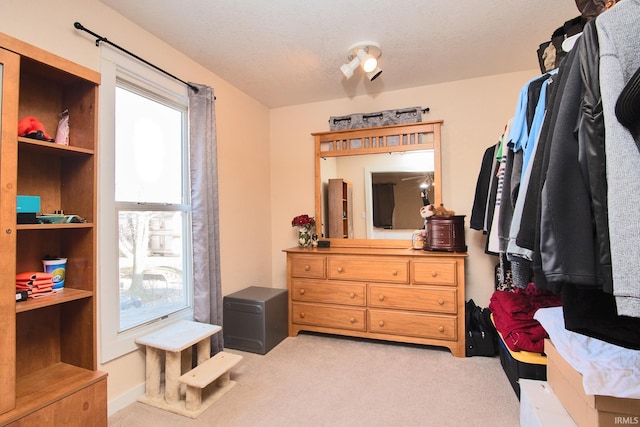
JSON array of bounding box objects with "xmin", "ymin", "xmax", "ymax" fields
[
  {"xmin": 0, "ymin": 363, "xmax": 106, "ymax": 426},
  {"xmin": 16, "ymin": 222, "xmax": 93, "ymax": 231},
  {"xmin": 18, "ymin": 137, "xmax": 94, "ymax": 156},
  {"xmin": 313, "ymin": 121, "xmax": 441, "ymax": 157},
  {"xmin": 1, "ymin": 32, "xmax": 105, "ymax": 423},
  {"xmin": 327, "ymin": 179, "xmax": 353, "ymax": 238},
  {"xmin": 15, "ymin": 288, "xmax": 93, "ymax": 313}
]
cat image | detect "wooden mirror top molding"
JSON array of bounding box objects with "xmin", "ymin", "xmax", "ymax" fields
[{"xmin": 313, "ymin": 120, "xmax": 443, "ymax": 249}]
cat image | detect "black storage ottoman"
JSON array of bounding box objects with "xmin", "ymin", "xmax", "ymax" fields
[{"xmin": 223, "ymin": 286, "xmax": 288, "ymax": 354}]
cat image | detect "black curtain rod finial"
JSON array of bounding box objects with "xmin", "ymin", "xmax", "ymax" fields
[
  {"xmin": 74, "ymin": 21, "xmax": 199, "ymax": 93},
  {"xmin": 74, "ymin": 22, "xmax": 106, "ymax": 47}
]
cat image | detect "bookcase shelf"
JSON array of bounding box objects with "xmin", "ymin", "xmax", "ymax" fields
[
  {"xmin": 1, "ymin": 32, "xmax": 107, "ymax": 425},
  {"xmin": 15, "ymin": 288, "xmax": 93, "ymax": 313},
  {"xmin": 0, "ymin": 363, "xmax": 106, "ymax": 426},
  {"xmin": 18, "ymin": 137, "xmax": 95, "ymax": 156},
  {"xmin": 17, "ymin": 223, "xmax": 94, "ymax": 231}
]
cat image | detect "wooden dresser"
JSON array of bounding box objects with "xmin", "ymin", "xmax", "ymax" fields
[{"xmin": 284, "ymin": 246, "xmax": 467, "ymax": 357}]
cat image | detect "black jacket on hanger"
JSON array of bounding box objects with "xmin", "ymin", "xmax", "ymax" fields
[{"xmin": 526, "ymin": 20, "xmax": 640, "ymax": 349}]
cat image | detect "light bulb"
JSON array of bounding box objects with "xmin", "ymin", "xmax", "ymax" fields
[{"xmin": 356, "ymin": 49, "xmax": 378, "ymax": 73}]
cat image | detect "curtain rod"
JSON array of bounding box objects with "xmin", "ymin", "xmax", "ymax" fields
[{"xmin": 74, "ymin": 22, "xmax": 199, "ymax": 93}]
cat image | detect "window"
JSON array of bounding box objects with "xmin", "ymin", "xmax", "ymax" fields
[
  {"xmin": 99, "ymin": 50, "xmax": 192, "ymax": 362},
  {"xmin": 115, "ymin": 84, "xmax": 191, "ymax": 332}
]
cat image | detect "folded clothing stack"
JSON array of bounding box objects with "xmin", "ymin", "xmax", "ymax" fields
[{"xmin": 16, "ymin": 272, "xmax": 55, "ymax": 298}]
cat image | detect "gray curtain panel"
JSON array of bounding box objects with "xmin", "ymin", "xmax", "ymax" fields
[
  {"xmin": 188, "ymin": 83, "xmax": 224, "ymax": 354},
  {"xmin": 372, "ymin": 183, "xmax": 395, "ymax": 228}
]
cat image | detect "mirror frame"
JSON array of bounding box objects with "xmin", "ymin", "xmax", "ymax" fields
[{"xmin": 313, "ymin": 120, "xmax": 443, "ymax": 248}]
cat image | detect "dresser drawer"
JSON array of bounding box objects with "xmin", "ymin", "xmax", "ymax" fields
[
  {"xmin": 411, "ymin": 260, "xmax": 457, "ymax": 286},
  {"xmin": 289, "ymin": 255, "xmax": 326, "ymax": 279},
  {"xmin": 368, "ymin": 285, "xmax": 457, "ymax": 314},
  {"xmin": 291, "ymin": 279, "xmax": 365, "ymax": 306},
  {"xmin": 368, "ymin": 309, "xmax": 457, "ymax": 340},
  {"xmin": 328, "ymin": 256, "xmax": 408, "ymax": 283},
  {"xmin": 292, "ymin": 302, "xmax": 366, "ymax": 331}
]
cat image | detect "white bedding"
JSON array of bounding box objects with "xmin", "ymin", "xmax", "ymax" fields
[{"xmin": 534, "ymin": 306, "xmax": 640, "ymax": 399}]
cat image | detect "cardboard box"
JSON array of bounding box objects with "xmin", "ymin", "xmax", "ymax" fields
[
  {"xmin": 520, "ymin": 379, "xmax": 577, "ymax": 427},
  {"xmin": 545, "ymin": 339, "xmax": 640, "ymax": 427}
]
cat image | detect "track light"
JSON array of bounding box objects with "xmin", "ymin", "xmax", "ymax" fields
[
  {"xmin": 339, "ymin": 57, "xmax": 360, "ymax": 79},
  {"xmin": 340, "ymin": 41, "xmax": 382, "ymax": 81},
  {"xmin": 356, "ymin": 49, "xmax": 378, "ymax": 73},
  {"xmin": 366, "ymin": 66, "xmax": 382, "ymax": 81}
]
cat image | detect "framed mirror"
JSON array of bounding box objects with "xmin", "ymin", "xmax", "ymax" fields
[{"xmin": 313, "ymin": 121, "xmax": 442, "ymax": 248}]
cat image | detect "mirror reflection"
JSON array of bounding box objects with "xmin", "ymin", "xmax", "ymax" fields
[
  {"xmin": 320, "ymin": 151, "xmax": 434, "ymax": 239},
  {"xmin": 370, "ymin": 170, "xmax": 435, "ymax": 232},
  {"xmin": 313, "ymin": 120, "xmax": 443, "ymax": 245}
]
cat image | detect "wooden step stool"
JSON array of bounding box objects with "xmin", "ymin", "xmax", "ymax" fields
[
  {"xmin": 178, "ymin": 351, "xmax": 243, "ymax": 411},
  {"xmin": 135, "ymin": 320, "xmax": 241, "ymax": 418}
]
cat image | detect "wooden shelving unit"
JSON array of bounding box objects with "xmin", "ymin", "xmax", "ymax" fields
[
  {"xmin": 0, "ymin": 33, "xmax": 107, "ymax": 426},
  {"xmin": 327, "ymin": 178, "xmax": 353, "ymax": 238}
]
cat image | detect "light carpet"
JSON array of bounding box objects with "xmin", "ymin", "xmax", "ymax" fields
[{"xmin": 109, "ymin": 332, "xmax": 520, "ymax": 426}]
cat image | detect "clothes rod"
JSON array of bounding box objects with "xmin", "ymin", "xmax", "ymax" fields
[{"xmin": 74, "ymin": 22, "xmax": 199, "ymax": 93}]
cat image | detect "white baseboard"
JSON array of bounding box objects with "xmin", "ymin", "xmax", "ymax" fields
[{"xmin": 108, "ymin": 382, "xmax": 146, "ymax": 417}]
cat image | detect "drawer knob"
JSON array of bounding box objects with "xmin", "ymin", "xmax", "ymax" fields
[
  {"xmin": 378, "ymin": 320, "xmax": 385, "ymax": 327},
  {"xmin": 299, "ymin": 289, "xmax": 305, "ymax": 295},
  {"xmin": 350, "ymin": 317, "xmax": 356, "ymax": 324},
  {"xmin": 438, "ymin": 326, "xmax": 445, "ymax": 333},
  {"xmin": 304, "ymin": 265, "xmax": 311, "ymax": 271},
  {"xmin": 349, "ymin": 292, "xmax": 355, "ymax": 298},
  {"xmin": 392, "ymin": 270, "xmax": 398, "ymax": 276},
  {"xmin": 431, "ymin": 271, "xmax": 438, "ymax": 277},
  {"xmin": 378, "ymin": 295, "xmax": 385, "ymax": 301},
  {"xmin": 337, "ymin": 267, "xmax": 344, "ymax": 273},
  {"xmin": 299, "ymin": 312, "xmax": 305, "ymax": 318},
  {"xmin": 438, "ymin": 298, "xmax": 444, "ymax": 305}
]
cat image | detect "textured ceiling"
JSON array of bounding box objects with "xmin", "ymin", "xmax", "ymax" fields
[{"xmin": 98, "ymin": 0, "xmax": 581, "ymax": 108}]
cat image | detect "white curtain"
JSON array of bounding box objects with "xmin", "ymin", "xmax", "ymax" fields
[{"xmin": 188, "ymin": 84, "xmax": 223, "ymax": 354}]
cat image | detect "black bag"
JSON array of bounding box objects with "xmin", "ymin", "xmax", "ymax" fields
[{"xmin": 465, "ymin": 299, "xmax": 499, "ymax": 357}]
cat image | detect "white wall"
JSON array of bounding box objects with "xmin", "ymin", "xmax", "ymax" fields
[{"xmin": 270, "ymin": 69, "xmax": 541, "ymax": 307}]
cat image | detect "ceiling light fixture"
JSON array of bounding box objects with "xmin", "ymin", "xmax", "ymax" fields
[{"xmin": 340, "ymin": 41, "xmax": 382, "ymax": 81}]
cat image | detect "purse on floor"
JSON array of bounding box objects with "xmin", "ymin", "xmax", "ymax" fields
[{"xmin": 465, "ymin": 299, "xmax": 499, "ymax": 357}]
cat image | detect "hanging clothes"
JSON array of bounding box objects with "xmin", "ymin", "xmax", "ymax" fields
[
  {"xmin": 597, "ymin": 0, "xmax": 640, "ymax": 319},
  {"xmin": 472, "ymin": 6, "xmax": 640, "ymax": 348},
  {"xmin": 470, "ymin": 143, "xmax": 499, "ymax": 232},
  {"xmin": 486, "ymin": 123, "xmax": 511, "ymax": 255}
]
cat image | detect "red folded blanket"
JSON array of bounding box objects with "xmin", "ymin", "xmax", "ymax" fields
[
  {"xmin": 489, "ymin": 285, "xmax": 562, "ymax": 353},
  {"xmin": 15, "ymin": 272, "xmax": 56, "ymax": 298},
  {"xmin": 16, "ymin": 272, "xmax": 53, "ymax": 281}
]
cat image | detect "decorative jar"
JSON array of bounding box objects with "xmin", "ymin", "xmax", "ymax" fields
[
  {"xmin": 291, "ymin": 214, "xmax": 316, "ymax": 248},
  {"xmin": 297, "ymin": 227, "xmax": 313, "ymax": 247}
]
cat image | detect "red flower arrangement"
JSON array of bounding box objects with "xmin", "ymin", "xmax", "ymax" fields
[{"xmin": 291, "ymin": 214, "xmax": 316, "ymax": 229}]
